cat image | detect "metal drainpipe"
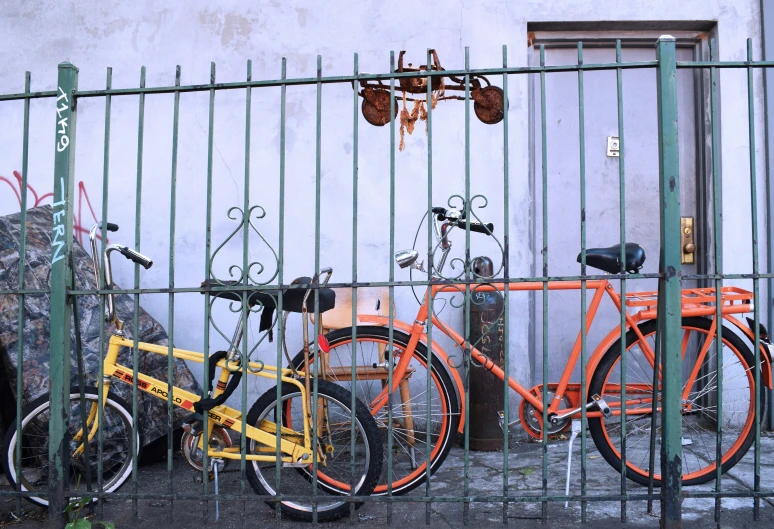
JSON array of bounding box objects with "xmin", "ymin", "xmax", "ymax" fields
[{"xmin": 761, "ymin": 0, "xmax": 774, "ymax": 431}]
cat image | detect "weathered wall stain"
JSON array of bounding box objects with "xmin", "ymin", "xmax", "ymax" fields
[
  {"xmin": 197, "ymin": 7, "xmax": 261, "ymax": 49},
  {"xmin": 296, "ymin": 7, "xmax": 307, "ymax": 27}
]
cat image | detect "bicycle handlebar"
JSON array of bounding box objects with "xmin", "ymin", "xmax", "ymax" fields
[
  {"xmin": 457, "ymin": 219, "xmax": 494, "ymax": 235},
  {"xmin": 431, "ymin": 206, "xmax": 494, "ymax": 235},
  {"xmin": 117, "ymin": 246, "xmax": 153, "ymax": 269},
  {"xmin": 89, "ymin": 222, "xmax": 155, "ymax": 325}
]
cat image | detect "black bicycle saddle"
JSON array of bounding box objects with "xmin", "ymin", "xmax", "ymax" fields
[
  {"xmin": 200, "ymin": 277, "xmax": 336, "ymax": 338},
  {"xmin": 578, "ymin": 243, "xmax": 645, "ymax": 274}
]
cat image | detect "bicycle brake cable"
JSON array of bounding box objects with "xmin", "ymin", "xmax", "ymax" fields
[{"xmin": 410, "ymin": 211, "xmax": 429, "ymax": 305}]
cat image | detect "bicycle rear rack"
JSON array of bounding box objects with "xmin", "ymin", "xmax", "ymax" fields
[{"xmin": 625, "ymin": 286, "xmax": 753, "ymax": 322}]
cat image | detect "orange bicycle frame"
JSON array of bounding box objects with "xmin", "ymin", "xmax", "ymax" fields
[{"xmin": 359, "ymin": 280, "xmax": 772, "ymax": 432}]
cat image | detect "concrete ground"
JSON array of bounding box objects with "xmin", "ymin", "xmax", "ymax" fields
[{"xmin": 2, "ymin": 432, "xmax": 774, "ymax": 528}]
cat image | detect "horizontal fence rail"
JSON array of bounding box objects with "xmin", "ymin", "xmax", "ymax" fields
[{"xmin": 0, "ymin": 35, "xmax": 773, "ymax": 528}]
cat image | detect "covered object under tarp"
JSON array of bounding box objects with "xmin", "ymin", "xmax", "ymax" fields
[{"xmin": 0, "ymin": 206, "xmax": 202, "ymax": 446}]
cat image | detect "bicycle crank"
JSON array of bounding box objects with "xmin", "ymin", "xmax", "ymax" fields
[
  {"xmin": 549, "ymin": 394, "xmax": 613, "ymax": 424},
  {"xmin": 521, "ymin": 390, "xmax": 573, "ymax": 438},
  {"xmin": 181, "ymin": 421, "xmax": 232, "ymax": 473}
]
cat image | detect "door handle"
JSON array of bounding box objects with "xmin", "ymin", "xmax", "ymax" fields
[{"xmin": 681, "ymin": 217, "xmax": 695, "ymax": 264}]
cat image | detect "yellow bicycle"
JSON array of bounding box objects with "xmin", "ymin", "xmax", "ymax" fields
[{"xmin": 1, "ymin": 222, "xmax": 383, "ymax": 522}]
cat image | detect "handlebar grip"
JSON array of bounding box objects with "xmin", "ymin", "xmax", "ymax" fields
[
  {"xmin": 105, "ymin": 223, "xmax": 119, "ymax": 232},
  {"xmin": 118, "ymin": 246, "xmax": 153, "ymax": 269},
  {"xmin": 432, "ymin": 207, "xmax": 447, "ymax": 220},
  {"xmin": 458, "ymin": 220, "xmax": 494, "ymax": 235}
]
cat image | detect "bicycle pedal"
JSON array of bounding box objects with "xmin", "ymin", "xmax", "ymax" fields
[
  {"xmin": 182, "ymin": 421, "xmax": 202, "ymax": 435},
  {"xmin": 591, "ymin": 394, "xmax": 611, "ymax": 417}
]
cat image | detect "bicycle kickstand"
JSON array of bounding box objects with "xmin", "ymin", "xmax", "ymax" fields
[
  {"xmin": 564, "ymin": 419, "xmax": 582, "ymax": 508},
  {"xmin": 562, "ymin": 394, "xmax": 611, "ymax": 508},
  {"xmin": 210, "ymin": 457, "xmax": 225, "ymax": 521}
]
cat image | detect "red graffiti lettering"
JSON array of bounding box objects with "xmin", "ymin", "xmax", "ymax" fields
[{"xmin": 1, "ymin": 170, "xmax": 105, "ymax": 246}]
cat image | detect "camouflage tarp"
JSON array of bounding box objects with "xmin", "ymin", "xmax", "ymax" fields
[{"xmin": 0, "ymin": 206, "xmax": 201, "ymax": 446}]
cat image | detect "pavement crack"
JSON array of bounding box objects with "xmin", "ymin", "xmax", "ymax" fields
[{"xmin": 432, "ymin": 507, "xmax": 454, "ymax": 527}]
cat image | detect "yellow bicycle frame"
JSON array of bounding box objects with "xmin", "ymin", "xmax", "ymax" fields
[{"xmin": 74, "ymin": 333, "xmax": 319, "ymax": 465}]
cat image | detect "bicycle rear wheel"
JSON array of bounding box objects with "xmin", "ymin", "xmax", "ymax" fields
[
  {"xmin": 244, "ymin": 379, "xmax": 382, "ymax": 522},
  {"xmin": 2, "ymin": 387, "xmax": 137, "ymax": 506},
  {"xmin": 588, "ymin": 317, "xmax": 765, "ymax": 486},
  {"xmin": 291, "ymin": 326, "xmax": 460, "ymax": 495}
]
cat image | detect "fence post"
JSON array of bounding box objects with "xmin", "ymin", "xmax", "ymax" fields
[
  {"xmin": 49, "ymin": 61, "xmax": 78, "ymax": 527},
  {"xmin": 655, "ymin": 36, "xmax": 683, "ymax": 528}
]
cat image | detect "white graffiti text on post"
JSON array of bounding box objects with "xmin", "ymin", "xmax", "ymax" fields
[
  {"xmin": 52, "ymin": 85, "xmax": 70, "ymax": 264},
  {"xmin": 56, "ymin": 87, "xmax": 69, "ymax": 152},
  {"xmin": 51, "ymin": 177, "xmax": 66, "ymax": 264}
]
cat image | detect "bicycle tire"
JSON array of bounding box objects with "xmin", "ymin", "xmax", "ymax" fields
[
  {"xmin": 291, "ymin": 326, "xmax": 460, "ymax": 495},
  {"xmin": 2, "ymin": 387, "xmax": 138, "ymax": 507},
  {"xmin": 244, "ymin": 379, "xmax": 382, "ymax": 522},
  {"xmin": 588, "ymin": 317, "xmax": 766, "ymax": 486}
]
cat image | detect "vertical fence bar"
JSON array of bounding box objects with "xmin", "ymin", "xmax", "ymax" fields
[
  {"xmin": 274, "ymin": 57, "xmax": 287, "ymax": 522},
  {"xmin": 462, "ymin": 46, "xmax": 472, "ymax": 527},
  {"xmin": 96, "ymin": 66, "xmax": 112, "ymax": 520},
  {"xmin": 14, "ymin": 71, "xmax": 31, "ymax": 517},
  {"xmin": 202, "ymin": 61, "xmax": 216, "ymax": 520},
  {"xmin": 240, "ymin": 58, "xmax": 251, "ymax": 528},
  {"xmin": 538, "ymin": 45, "xmax": 550, "ymax": 525},
  {"xmin": 501, "ymin": 44, "xmax": 510, "ymax": 525},
  {"xmin": 763, "ymin": 0, "xmax": 774, "ymax": 434},
  {"xmin": 311, "ymin": 54, "xmax": 323, "ymax": 524},
  {"xmin": 425, "ymin": 47, "xmax": 435, "ymax": 527},
  {"xmin": 615, "ymin": 39, "xmax": 628, "ymax": 524},
  {"xmin": 49, "ymin": 61, "xmax": 78, "ymax": 527},
  {"xmin": 745, "ymin": 38, "xmax": 762, "ymax": 521},
  {"xmin": 387, "ymin": 50, "xmax": 396, "ymax": 523},
  {"xmin": 709, "ymin": 38, "xmax": 724, "ymax": 525},
  {"xmin": 655, "ymin": 35, "xmax": 683, "ymax": 528},
  {"xmin": 350, "ymin": 51, "xmax": 359, "ymax": 523},
  {"xmin": 577, "ymin": 41, "xmax": 588, "ymax": 524},
  {"xmin": 130, "ymin": 65, "xmax": 146, "ymax": 522},
  {"xmin": 167, "ymin": 65, "xmax": 181, "ymax": 524}
]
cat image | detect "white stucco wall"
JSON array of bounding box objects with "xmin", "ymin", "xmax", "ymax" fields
[{"xmin": 0, "ymin": 1, "xmax": 768, "ymax": 415}]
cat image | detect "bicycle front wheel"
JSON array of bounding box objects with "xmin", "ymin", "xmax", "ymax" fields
[
  {"xmin": 291, "ymin": 326, "xmax": 460, "ymax": 495},
  {"xmin": 2, "ymin": 387, "xmax": 137, "ymax": 506},
  {"xmin": 244, "ymin": 379, "xmax": 382, "ymax": 522},
  {"xmin": 588, "ymin": 317, "xmax": 765, "ymax": 486}
]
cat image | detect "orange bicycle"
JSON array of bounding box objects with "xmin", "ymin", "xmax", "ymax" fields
[{"xmin": 292, "ymin": 202, "xmax": 773, "ymax": 494}]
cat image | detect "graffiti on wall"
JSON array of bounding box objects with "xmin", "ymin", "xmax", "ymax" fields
[{"xmin": 1, "ymin": 170, "xmax": 105, "ymax": 246}]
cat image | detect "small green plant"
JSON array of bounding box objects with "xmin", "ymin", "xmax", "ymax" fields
[{"xmin": 63, "ymin": 496, "xmax": 114, "ymax": 529}]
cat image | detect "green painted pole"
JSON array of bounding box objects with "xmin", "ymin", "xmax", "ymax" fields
[
  {"xmin": 49, "ymin": 61, "xmax": 78, "ymax": 527},
  {"xmin": 15, "ymin": 71, "xmax": 32, "ymax": 517},
  {"xmin": 655, "ymin": 36, "xmax": 683, "ymax": 528}
]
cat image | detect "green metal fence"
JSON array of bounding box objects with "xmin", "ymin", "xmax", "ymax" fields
[{"xmin": 0, "ymin": 35, "xmax": 772, "ymax": 528}]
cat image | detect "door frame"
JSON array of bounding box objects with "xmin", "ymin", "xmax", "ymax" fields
[{"xmin": 525, "ymin": 26, "xmax": 719, "ymax": 387}]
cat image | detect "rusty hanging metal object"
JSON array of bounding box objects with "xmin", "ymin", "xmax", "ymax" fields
[
  {"xmin": 361, "ymin": 86, "xmax": 398, "ymax": 127},
  {"xmin": 355, "ymin": 49, "xmax": 507, "ymax": 133},
  {"xmin": 471, "ymin": 85, "xmax": 506, "ymax": 125}
]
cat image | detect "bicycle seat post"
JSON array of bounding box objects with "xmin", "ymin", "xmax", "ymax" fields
[
  {"xmin": 226, "ymin": 314, "xmax": 247, "ymax": 365},
  {"xmin": 301, "ymin": 302, "xmax": 312, "ymax": 422}
]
